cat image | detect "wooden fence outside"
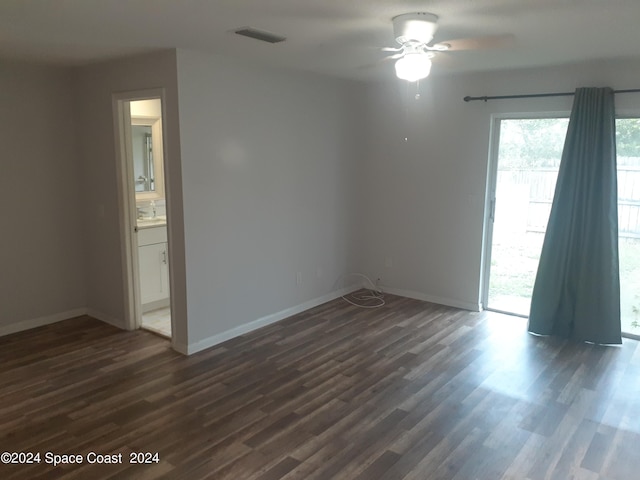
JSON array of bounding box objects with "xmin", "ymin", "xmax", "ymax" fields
[{"xmin": 497, "ymin": 166, "xmax": 640, "ymax": 238}]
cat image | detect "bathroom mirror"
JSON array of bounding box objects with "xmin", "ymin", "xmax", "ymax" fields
[
  {"xmin": 132, "ymin": 125, "xmax": 154, "ymax": 192},
  {"xmin": 131, "ymin": 116, "xmax": 164, "ymax": 200}
]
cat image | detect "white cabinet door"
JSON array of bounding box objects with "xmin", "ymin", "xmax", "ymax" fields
[{"xmin": 139, "ymin": 242, "xmax": 169, "ymax": 304}]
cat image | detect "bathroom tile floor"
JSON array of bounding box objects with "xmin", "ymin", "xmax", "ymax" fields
[{"xmin": 141, "ymin": 307, "xmax": 171, "ymax": 338}]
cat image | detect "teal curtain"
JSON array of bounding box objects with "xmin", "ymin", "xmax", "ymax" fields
[{"xmin": 528, "ymin": 87, "xmax": 621, "ymax": 344}]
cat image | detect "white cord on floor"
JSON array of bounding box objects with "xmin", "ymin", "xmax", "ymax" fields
[{"xmin": 335, "ymin": 273, "xmax": 385, "ymax": 309}]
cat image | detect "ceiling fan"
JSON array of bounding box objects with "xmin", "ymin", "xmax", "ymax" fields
[
  {"xmin": 383, "ymin": 13, "xmax": 447, "ymax": 81},
  {"xmin": 384, "ymin": 12, "xmax": 511, "ymax": 82}
]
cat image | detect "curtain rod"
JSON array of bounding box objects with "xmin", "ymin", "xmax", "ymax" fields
[{"xmin": 463, "ymin": 88, "xmax": 640, "ymax": 102}]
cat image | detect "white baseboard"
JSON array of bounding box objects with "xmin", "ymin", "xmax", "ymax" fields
[
  {"xmin": 0, "ymin": 286, "xmax": 477, "ymax": 352},
  {"xmin": 185, "ymin": 285, "xmax": 359, "ymax": 355},
  {"xmin": 381, "ymin": 286, "xmax": 481, "ymax": 312},
  {"xmin": 172, "ymin": 340, "xmax": 189, "ymax": 355},
  {"xmin": 142, "ymin": 298, "xmax": 170, "ymax": 314},
  {"xmin": 86, "ymin": 309, "xmax": 125, "ymax": 330},
  {"xmin": 0, "ymin": 308, "xmax": 87, "ymax": 338}
]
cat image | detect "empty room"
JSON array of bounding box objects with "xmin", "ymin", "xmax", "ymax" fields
[{"xmin": 1, "ymin": 1, "xmax": 640, "ymax": 479}]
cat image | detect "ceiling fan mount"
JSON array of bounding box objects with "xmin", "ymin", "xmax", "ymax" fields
[{"xmin": 392, "ymin": 13, "xmax": 440, "ymax": 46}]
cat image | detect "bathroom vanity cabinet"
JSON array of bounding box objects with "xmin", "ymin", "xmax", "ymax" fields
[{"xmin": 137, "ymin": 225, "xmax": 170, "ymax": 309}]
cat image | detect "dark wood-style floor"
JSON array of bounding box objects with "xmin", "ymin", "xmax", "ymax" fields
[{"xmin": 1, "ymin": 294, "xmax": 639, "ymax": 480}]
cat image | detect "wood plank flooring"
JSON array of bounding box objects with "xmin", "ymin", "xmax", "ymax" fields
[{"xmin": 1, "ymin": 293, "xmax": 639, "ymax": 479}]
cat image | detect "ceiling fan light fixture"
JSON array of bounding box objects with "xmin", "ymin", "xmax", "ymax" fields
[{"xmin": 395, "ymin": 54, "xmax": 432, "ymax": 82}]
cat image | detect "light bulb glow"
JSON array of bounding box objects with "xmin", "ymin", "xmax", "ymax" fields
[{"xmin": 395, "ymin": 54, "xmax": 432, "ymax": 82}]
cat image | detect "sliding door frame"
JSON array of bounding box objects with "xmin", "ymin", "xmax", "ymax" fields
[
  {"xmin": 616, "ymin": 110, "xmax": 640, "ymax": 340},
  {"xmin": 481, "ymin": 112, "xmax": 570, "ymax": 315}
]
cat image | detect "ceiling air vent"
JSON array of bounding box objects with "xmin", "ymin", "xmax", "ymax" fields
[{"xmin": 234, "ymin": 27, "xmax": 287, "ymax": 44}]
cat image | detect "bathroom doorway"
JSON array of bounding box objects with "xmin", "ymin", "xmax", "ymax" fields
[{"xmin": 113, "ymin": 91, "xmax": 173, "ymax": 339}]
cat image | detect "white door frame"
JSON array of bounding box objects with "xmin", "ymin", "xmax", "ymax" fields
[
  {"xmin": 480, "ymin": 112, "xmax": 569, "ymax": 314},
  {"xmin": 112, "ymin": 88, "xmax": 171, "ymax": 332},
  {"xmin": 479, "ymin": 114, "xmax": 502, "ymax": 311}
]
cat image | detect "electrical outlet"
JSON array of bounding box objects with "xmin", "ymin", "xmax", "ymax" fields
[
  {"xmin": 296, "ymin": 272, "xmax": 302, "ymax": 285},
  {"xmin": 385, "ymin": 257, "xmax": 393, "ymax": 268}
]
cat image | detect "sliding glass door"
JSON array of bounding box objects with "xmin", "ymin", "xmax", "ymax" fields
[
  {"xmin": 484, "ymin": 115, "xmax": 640, "ymax": 337},
  {"xmin": 483, "ymin": 117, "xmax": 569, "ymax": 316},
  {"xmin": 617, "ymin": 118, "xmax": 640, "ymax": 337}
]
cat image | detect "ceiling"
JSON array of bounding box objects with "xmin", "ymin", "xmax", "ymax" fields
[{"xmin": 2, "ymin": 0, "xmax": 640, "ymax": 82}]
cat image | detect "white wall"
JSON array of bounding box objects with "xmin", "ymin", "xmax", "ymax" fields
[
  {"xmin": 130, "ymin": 98, "xmax": 161, "ymax": 118},
  {"xmin": 0, "ymin": 60, "xmax": 86, "ymax": 333},
  {"xmin": 74, "ymin": 50, "xmax": 189, "ymax": 348},
  {"xmin": 360, "ymin": 57, "xmax": 640, "ymax": 310},
  {"xmin": 175, "ymin": 49, "xmax": 363, "ymax": 350}
]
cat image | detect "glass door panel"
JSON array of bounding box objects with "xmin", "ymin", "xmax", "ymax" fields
[{"xmin": 485, "ymin": 118, "xmax": 569, "ymax": 316}]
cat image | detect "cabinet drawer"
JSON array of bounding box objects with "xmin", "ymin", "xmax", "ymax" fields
[{"xmin": 138, "ymin": 226, "xmax": 167, "ymax": 246}]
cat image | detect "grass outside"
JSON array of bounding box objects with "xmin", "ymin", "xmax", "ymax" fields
[
  {"xmin": 488, "ymin": 232, "xmax": 542, "ymax": 316},
  {"xmin": 488, "ymin": 232, "xmax": 640, "ymax": 334}
]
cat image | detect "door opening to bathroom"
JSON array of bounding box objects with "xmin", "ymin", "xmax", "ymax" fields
[{"xmin": 114, "ymin": 92, "xmax": 173, "ymax": 340}]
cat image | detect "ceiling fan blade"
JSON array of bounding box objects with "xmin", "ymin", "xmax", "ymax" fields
[
  {"xmin": 381, "ymin": 46, "xmax": 402, "ymax": 52},
  {"xmin": 438, "ymin": 33, "xmax": 515, "ymax": 51},
  {"xmin": 430, "ymin": 51, "xmax": 457, "ymax": 70},
  {"xmin": 357, "ymin": 52, "xmax": 402, "ymax": 71}
]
